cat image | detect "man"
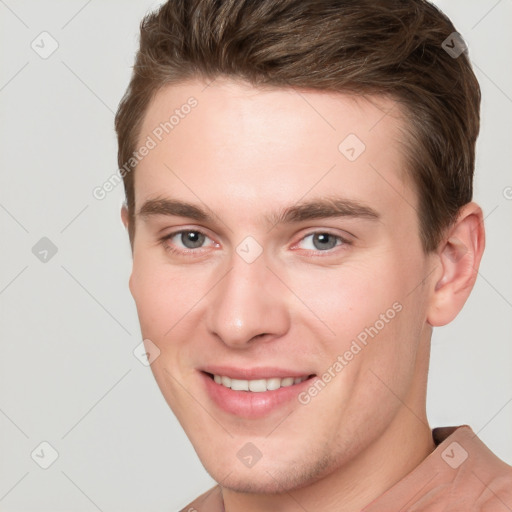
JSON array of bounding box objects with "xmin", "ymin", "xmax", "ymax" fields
[{"xmin": 115, "ymin": 0, "xmax": 512, "ymax": 510}]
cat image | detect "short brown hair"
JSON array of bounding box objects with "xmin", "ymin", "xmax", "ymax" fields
[{"xmin": 115, "ymin": 0, "xmax": 480, "ymax": 251}]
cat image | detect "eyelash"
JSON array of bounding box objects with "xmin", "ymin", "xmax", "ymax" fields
[{"xmin": 158, "ymin": 229, "xmax": 352, "ymax": 257}]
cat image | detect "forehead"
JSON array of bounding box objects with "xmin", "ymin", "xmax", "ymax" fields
[{"xmin": 134, "ymin": 77, "xmax": 415, "ymax": 225}]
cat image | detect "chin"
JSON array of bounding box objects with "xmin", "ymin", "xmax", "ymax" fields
[
  {"xmin": 218, "ymin": 477, "xmax": 283, "ymax": 495},
  {"xmin": 209, "ymin": 469, "xmax": 292, "ymax": 495},
  {"xmin": 202, "ymin": 451, "xmax": 334, "ymax": 495}
]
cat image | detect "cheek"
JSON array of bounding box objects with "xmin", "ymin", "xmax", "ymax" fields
[
  {"xmin": 130, "ymin": 269, "xmax": 165, "ymax": 337},
  {"xmin": 129, "ymin": 259, "xmax": 198, "ymax": 341},
  {"xmin": 288, "ymin": 261, "xmax": 402, "ymax": 344},
  {"xmin": 129, "ymin": 262, "xmax": 205, "ymax": 406},
  {"xmin": 287, "ymin": 255, "xmax": 426, "ymax": 402}
]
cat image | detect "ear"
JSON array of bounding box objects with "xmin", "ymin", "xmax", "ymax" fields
[
  {"xmin": 121, "ymin": 203, "xmax": 129, "ymax": 229},
  {"xmin": 427, "ymin": 202, "xmax": 485, "ymax": 327}
]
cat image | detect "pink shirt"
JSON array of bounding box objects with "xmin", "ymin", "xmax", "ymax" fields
[{"xmin": 181, "ymin": 425, "xmax": 512, "ymax": 511}]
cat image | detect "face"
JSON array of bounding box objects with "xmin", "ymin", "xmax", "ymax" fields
[{"xmin": 127, "ymin": 78, "xmax": 436, "ymax": 494}]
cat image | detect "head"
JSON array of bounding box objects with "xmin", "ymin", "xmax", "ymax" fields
[{"xmin": 116, "ymin": 0, "xmax": 484, "ymax": 497}]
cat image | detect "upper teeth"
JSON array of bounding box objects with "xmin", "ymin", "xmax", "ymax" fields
[{"xmin": 213, "ymin": 374, "xmax": 308, "ymax": 392}]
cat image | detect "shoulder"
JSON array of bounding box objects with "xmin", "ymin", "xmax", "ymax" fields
[
  {"xmin": 433, "ymin": 425, "xmax": 512, "ymax": 511},
  {"xmin": 470, "ymin": 458, "xmax": 512, "ymax": 511},
  {"xmin": 179, "ymin": 485, "xmax": 223, "ymax": 512},
  {"xmin": 445, "ymin": 462, "xmax": 512, "ymax": 512}
]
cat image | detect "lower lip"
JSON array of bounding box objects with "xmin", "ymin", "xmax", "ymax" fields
[{"xmin": 201, "ymin": 372, "xmax": 315, "ymax": 419}]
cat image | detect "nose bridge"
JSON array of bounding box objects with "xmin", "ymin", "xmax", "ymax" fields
[{"xmin": 206, "ymin": 252, "xmax": 289, "ymax": 347}]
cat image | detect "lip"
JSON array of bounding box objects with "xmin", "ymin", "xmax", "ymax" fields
[
  {"xmin": 200, "ymin": 368, "xmax": 316, "ymax": 419},
  {"xmin": 200, "ymin": 365, "xmax": 313, "ymax": 380}
]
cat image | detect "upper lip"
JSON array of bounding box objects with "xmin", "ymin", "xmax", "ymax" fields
[{"xmin": 200, "ymin": 366, "xmax": 315, "ymax": 380}]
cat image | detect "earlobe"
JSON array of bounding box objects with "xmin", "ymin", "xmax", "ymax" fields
[{"xmin": 427, "ymin": 202, "xmax": 485, "ymax": 326}]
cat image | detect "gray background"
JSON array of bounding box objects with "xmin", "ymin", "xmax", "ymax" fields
[{"xmin": 0, "ymin": 0, "xmax": 511, "ymax": 510}]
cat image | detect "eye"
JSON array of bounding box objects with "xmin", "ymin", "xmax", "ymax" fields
[
  {"xmin": 177, "ymin": 231, "xmax": 206, "ymax": 249},
  {"xmin": 161, "ymin": 230, "xmax": 216, "ymax": 252},
  {"xmin": 297, "ymin": 232, "xmax": 344, "ymax": 251}
]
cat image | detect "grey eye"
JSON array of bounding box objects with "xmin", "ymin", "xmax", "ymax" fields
[
  {"xmin": 180, "ymin": 231, "xmax": 206, "ymax": 249},
  {"xmin": 312, "ymin": 233, "xmax": 339, "ymax": 250},
  {"xmin": 296, "ymin": 232, "xmax": 343, "ymax": 251}
]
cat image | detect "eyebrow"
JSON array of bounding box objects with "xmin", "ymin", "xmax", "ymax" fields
[
  {"xmin": 136, "ymin": 196, "xmax": 380, "ymax": 226},
  {"xmin": 138, "ymin": 198, "xmax": 210, "ymax": 221},
  {"xmin": 268, "ymin": 197, "xmax": 380, "ymax": 225}
]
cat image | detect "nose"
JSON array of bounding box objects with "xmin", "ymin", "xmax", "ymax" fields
[{"xmin": 205, "ymin": 255, "xmax": 291, "ymax": 349}]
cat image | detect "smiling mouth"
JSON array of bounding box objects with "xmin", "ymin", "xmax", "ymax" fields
[{"xmin": 204, "ymin": 372, "xmax": 316, "ymax": 392}]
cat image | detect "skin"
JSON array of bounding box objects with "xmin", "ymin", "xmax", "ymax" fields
[{"xmin": 122, "ymin": 77, "xmax": 485, "ymax": 511}]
